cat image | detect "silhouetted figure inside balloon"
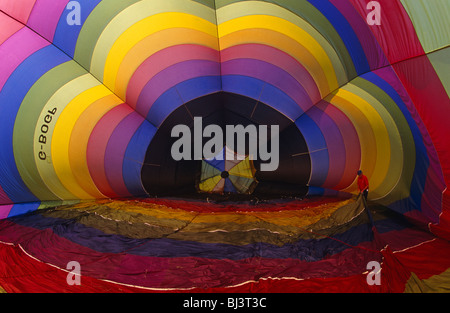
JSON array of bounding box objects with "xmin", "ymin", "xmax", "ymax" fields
[{"xmin": 357, "ymin": 170, "xmax": 369, "ymax": 202}]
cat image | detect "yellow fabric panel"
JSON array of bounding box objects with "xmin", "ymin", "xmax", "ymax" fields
[
  {"xmin": 90, "ymin": 0, "xmax": 216, "ymax": 80},
  {"xmin": 216, "ymin": 0, "xmax": 347, "ymax": 86},
  {"xmin": 102, "ymin": 12, "xmax": 217, "ymax": 91},
  {"xmin": 63, "ymin": 198, "xmax": 354, "ymax": 231},
  {"xmin": 52, "ymin": 84, "xmax": 113, "ymax": 199},
  {"xmin": 327, "ymin": 89, "xmax": 391, "ymax": 199},
  {"xmin": 103, "ymin": 200, "xmax": 196, "ymax": 223},
  {"xmin": 228, "ymin": 157, "xmax": 255, "ymax": 179},
  {"xmin": 68, "ymin": 94, "xmax": 123, "ymax": 199},
  {"xmin": 199, "ymin": 175, "xmax": 222, "ymax": 193},
  {"xmin": 34, "ymin": 75, "xmax": 99, "ymax": 201},
  {"xmin": 344, "ymin": 83, "xmax": 403, "ymax": 200},
  {"xmin": 325, "ymin": 92, "xmax": 376, "ymax": 195},
  {"xmin": 191, "ymin": 199, "xmax": 353, "ymax": 228}
]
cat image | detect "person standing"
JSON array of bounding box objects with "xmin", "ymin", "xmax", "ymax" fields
[{"xmin": 357, "ymin": 170, "xmax": 369, "ymax": 201}]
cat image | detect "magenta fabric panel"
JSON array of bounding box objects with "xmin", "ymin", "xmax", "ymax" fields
[{"xmin": 27, "ymin": 0, "xmax": 69, "ymax": 42}]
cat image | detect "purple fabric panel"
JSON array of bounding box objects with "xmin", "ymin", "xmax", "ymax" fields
[
  {"xmin": 221, "ymin": 58, "xmax": 313, "ymax": 112},
  {"xmin": 221, "ymin": 44, "xmax": 321, "ymax": 104},
  {"xmin": 315, "ymin": 100, "xmax": 361, "ymax": 190},
  {"xmin": 104, "ymin": 112, "xmax": 145, "ymax": 197},
  {"xmin": 135, "ymin": 60, "xmax": 220, "ymax": 117},
  {"xmin": 330, "ymin": 0, "xmax": 389, "ymax": 71},
  {"xmin": 306, "ymin": 106, "xmax": 346, "ymax": 189},
  {"xmin": 27, "ymin": 0, "xmax": 68, "ymax": 42},
  {"xmin": 126, "ymin": 44, "xmax": 220, "ymax": 109}
]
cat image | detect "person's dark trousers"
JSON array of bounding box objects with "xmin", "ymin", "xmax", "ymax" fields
[{"xmin": 362, "ymin": 189, "xmax": 368, "ymax": 202}]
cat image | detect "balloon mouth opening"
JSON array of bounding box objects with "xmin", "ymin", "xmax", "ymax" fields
[{"xmin": 141, "ymin": 91, "xmax": 312, "ymax": 199}]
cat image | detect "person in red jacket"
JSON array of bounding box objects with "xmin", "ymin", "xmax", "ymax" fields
[{"xmin": 357, "ymin": 170, "xmax": 369, "ymax": 201}]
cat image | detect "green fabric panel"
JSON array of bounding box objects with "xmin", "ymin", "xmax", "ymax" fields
[
  {"xmin": 350, "ymin": 77, "xmax": 416, "ymax": 206},
  {"xmin": 41, "ymin": 206, "xmax": 183, "ymax": 239},
  {"xmin": 201, "ymin": 162, "xmax": 222, "ymax": 181},
  {"xmin": 341, "ymin": 82, "xmax": 402, "ymax": 199},
  {"xmin": 272, "ymin": 0, "xmax": 357, "ymax": 84},
  {"xmin": 215, "ymin": 0, "xmax": 356, "ymax": 86},
  {"xmin": 37, "ymin": 200, "xmax": 80, "ymax": 211},
  {"xmin": 216, "ymin": 0, "xmax": 347, "ymax": 90},
  {"xmin": 427, "ymin": 47, "xmax": 450, "ymax": 97},
  {"xmin": 228, "ymin": 175, "xmax": 257, "ymax": 194},
  {"xmin": 194, "ymin": 0, "xmax": 216, "ymax": 9},
  {"xmin": 74, "ymin": 0, "xmax": 140, "ymax": 71},
  {"xmin": 401, "ymin": 0, "xmax": 450, "ymax": 53},
  {"xmin": 88, "ymin": 0, "xmax": 217, "ymax": 81},
  {"xmin": 13, "ymin": 61, "xmax": 86, "ymax": 202}
]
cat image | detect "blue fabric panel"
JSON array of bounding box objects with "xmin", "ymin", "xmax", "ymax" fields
[
  {"xmin": 308, "ymin": 0, "xmax": 370, "ymax": 75},
  {"xmin": 147, "ymin": 76, "xmax": 221, "ymax": 127},
  {"xmin": 295, "ymin": 114, "xmax": 329, "ymax": 187},
  {"xmin": 0, "ymin": 45, "xmax": 70, "ymax": 203},
  {"xmin": 7, "ymin": 202, "xmax": 41, "ymax": 218},
  {"xmin": 222, "ymin": 75, "xmax": 303, "ymax": 121},
  {"xmin": 53, "ymin": 0, "xmax": 102, "ymax": 57},
  {"xmin": 123, "ymin": 120, "xmax": 157, "ymax": 197}
]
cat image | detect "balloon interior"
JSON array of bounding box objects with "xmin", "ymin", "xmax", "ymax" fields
[{"xmin": 0, "ymin": 0, "xmax": 449, "ymax": 293}]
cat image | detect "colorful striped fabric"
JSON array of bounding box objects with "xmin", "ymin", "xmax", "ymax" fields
[
  {"xmin": 0, "ymin": 0, "xmax": 449, "ymax": 292},
  {"xmin": 0, "ymin": 197, "xmax": 449, "ymax": 292}
]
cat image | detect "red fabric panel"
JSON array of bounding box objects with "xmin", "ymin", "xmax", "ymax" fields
[
  {"xmin": 379, "ymin": 247, "xmax": 411, "ymax": 293},
  {"xmin": 347, "ymin": 0, "xmax": 425, "ymax": 64},
  {"xmin": 392, "ymin": 55, "xmax": 450, "ymax": 239},
  {"xmin": 0, "ymin": 0, "xmax": 36, "ymax": 24},
  {"xmin": 0, "ymin": 241, "xmax": 385, "ymax": 293},
  {"xmin": 393, "ymin": 238, "xmax": 450, "ymax": 280},
  {"xmin": 0, "ymin": 218, "xmax": 380, "ymax": 290},
  {"xmin": 4, "ymin": 229, "xmax": 449, "ymax": 293},
  {"xmin": 0, "ymin": 243, "xmax": 144, "ymax": 293},
  {"xmin": 430, "ymin": 191, "xmax": 450, "ymax": 241},
  {"xmin": 86, "ymin": 104, "xmax": 131, "ymax": 198}
]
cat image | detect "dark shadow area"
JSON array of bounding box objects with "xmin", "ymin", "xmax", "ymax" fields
[{"xmin": 141, "ymin": 92, "xmax": 312, "ymax": 199}]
